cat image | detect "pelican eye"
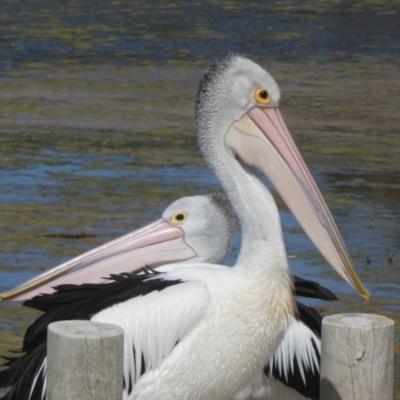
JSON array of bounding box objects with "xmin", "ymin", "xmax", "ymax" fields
[
  {"xmin": 171, "ymin": 212, "xmax": 188, "ymax": 225},
  {"xmin": 254, "ymin": 88, "xmax": 271, "ymax": 105}
]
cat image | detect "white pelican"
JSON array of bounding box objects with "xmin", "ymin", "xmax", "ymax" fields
[
  {"xmin": 0, "ymin": 193, "xmax": 335, "ymax": 400},
  {"xmin": 1, "ymin": 54, "xmax": 368, "ymax": 400}
]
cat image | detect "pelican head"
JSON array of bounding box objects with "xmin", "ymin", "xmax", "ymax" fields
[
  {"xmin": 196, "ymin": 54, "xmax": 369, "ymax": 299},
  {"xmin": 161, "ymin": 193, "xmax": 235, "ymax": 265}
]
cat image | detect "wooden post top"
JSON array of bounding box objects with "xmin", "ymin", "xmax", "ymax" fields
[
  {"xmin": 48, "ymin": 320, "xmax": 124, "ymax": 337},
  {"xmin": 323, "ymin": 313, "xmax": 394, "ymax": 328}
]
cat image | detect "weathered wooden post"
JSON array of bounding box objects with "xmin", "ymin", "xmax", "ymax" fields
[
  {"xmin": 320, "ymin": 313, "xmax": 394, "ymax": 400},
  {"xmin": 47, "ymin": 320, "xmax": 124, "ymax": 400}
]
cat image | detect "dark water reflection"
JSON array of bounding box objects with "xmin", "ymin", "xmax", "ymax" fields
[{"xmin": 0, "ymin": 0, "xmax": 399, "ymax": 396}]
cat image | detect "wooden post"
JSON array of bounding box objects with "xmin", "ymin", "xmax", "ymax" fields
[
  {"xmin": 47, "ymin": 320, "xmax": 124, "ymax": 400},
  {"xmin": 320, "ymin": 313, "xmax": 394, "ymax": 400}
]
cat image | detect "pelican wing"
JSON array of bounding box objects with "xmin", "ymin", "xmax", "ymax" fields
[{"xmin": 0, "ymin": 272, "xmax": 209, "ymax": 400}]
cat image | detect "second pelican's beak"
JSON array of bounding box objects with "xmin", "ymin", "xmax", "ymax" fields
[
  {"xmin": 226, "ymin": 106, "xmax": 369, "ymax": 299},
  {"xmin": 0, "ymin": 219, "xmax": 196, "ymax": 302}
]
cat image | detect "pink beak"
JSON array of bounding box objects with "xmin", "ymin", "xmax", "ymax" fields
[{"xmin": 1, "ymin": 219, "xmax": 196, "ymax": 301}]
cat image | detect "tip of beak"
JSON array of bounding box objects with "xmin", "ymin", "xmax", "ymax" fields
[
  {"xmin": 352, "ymin": 273, "xmax": 370, "ymax": 301},
  {"xmin": 352, "ymin": 274, "xmax": 370, "ymax": 301}
]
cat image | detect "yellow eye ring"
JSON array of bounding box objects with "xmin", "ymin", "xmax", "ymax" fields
[
  {"xmin": 254, "ymin": 88, "xmax": 271, "ymax": 105},
  {"xmin": 170, "ymin": 212, "xmax": 188, "ymax": 225}
]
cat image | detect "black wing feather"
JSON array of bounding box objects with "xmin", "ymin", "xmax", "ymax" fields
[
  {"xmin": 1, "ymin": 343, "xmax": 46, "ymax": 400},
  {"xmin": 294, "ymin": 275, "xmax": 338, "ymax": 301}
]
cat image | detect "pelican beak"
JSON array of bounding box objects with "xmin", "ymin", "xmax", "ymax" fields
[
  {"xmin": 226, "ymin": 106, "xmax": 369, "ymax": 300},
  {"xmin": 0, "ymin": 219, "xmax": 196, "ymax": 302}
]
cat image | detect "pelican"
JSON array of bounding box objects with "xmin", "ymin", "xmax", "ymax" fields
[
  {"xmin": 0, "ymin": 54, "xmax": 368, "ymax": 400},
  {"xmin": 1, "ymin": 193, "xmax": 335, "ymax": 400}
]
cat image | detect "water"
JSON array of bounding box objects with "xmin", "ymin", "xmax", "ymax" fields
[
  {"xmin": 0, "ymin": 0, "xmax": 399, "ymax": 396},
  {"xmin": 0, "ymin": 1, "xmax": 399, "ymax": 67}
]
